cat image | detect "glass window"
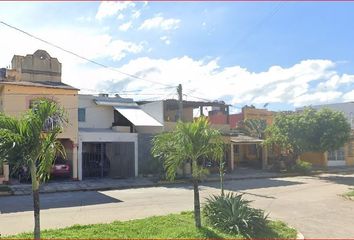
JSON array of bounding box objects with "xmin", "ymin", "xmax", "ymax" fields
[
  {"xmin": 328, "ymin": 147, "xmax": 345, "ymax": 161},
  {"xmin": 78, "ymin": 108, "xmax": 86, "ymax": 122}
]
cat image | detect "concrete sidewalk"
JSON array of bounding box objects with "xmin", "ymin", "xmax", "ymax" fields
[{"xmin": 5, "ymin": 166, "xmax": 354, "ymax": 196}]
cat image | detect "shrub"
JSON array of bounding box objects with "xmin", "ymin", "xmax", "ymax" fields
[
  {"xmin": 203, "ymin": 193, "xmax": 268, "ymax": 238},
  {"xmin": 291, "ymin": 160, "xmax": 312, "ymax": 174}
]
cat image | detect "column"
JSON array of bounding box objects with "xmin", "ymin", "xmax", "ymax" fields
[
  {"xmin": 230, "ymin": 143, "xmax": 235, "ymax": 171},
  {"xmin": 77, "ymin": 140, "xmax": 83, "ymax": 180},
  {"xmin": 262, "ymin": 145, "xmax": 268, "ymax": 169}
]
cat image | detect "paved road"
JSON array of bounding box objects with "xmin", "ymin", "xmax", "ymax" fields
[{"xmin": 1, "ymin": 172, "xmax": 354, "ymax": 238}]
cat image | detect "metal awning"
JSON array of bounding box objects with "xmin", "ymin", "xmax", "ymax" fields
[
  {"xmin": 113, "ymin": 106, "xmax": 163, "ymax": 127},
  {"xmin": 230, "ymin": 135, "xmax": 263, "ymax": 144}
]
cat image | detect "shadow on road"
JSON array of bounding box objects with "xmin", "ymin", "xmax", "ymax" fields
[
  {"xmin": 0, "ymin": 191, "xmax": 122, "ymax": 214},
  {"xmin": 317, "ymin": 174, "xmax": 354, "ymax": 186}
]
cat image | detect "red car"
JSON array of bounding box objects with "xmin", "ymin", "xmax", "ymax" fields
[{"xmin": 51, "ymin": 157, "xmax": 70, "ymax": 178}]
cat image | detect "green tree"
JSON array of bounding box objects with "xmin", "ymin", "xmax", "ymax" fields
[
  {"xmin": 151, "ymin": 117, "xmax": 224, "ymax": 228},
  {"xmin": 264, "ymin": 108, "xmax": 351, "ymax": 164},
  {"xmin": 0, "ymin": 99, "xmax": 66, "ymax": 239}
]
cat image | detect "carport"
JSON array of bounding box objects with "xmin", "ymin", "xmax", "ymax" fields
[{"xmin": 230, "ymin": 135, "xmax": 268, "ymax": 170}]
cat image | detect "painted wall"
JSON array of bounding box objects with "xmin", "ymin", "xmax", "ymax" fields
[
  {"xmin": 139, "ymin": 101, "xmax": 164, "ymax": 124},
  {"xmin": 78, "ymin": 95, "xmax": 114, "ymax": 129},
  {"xmin": 0, "ymin": 84, "xmax": 78, "ymax": 143},
  {"xmin": 300, "ymin": 152, "xmax": 327, "ymax": 166},
  {"xmin": 243, "ymin": 107, "xmax": 274, "ymax": 125}
]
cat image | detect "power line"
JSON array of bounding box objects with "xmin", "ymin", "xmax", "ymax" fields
[{"xmin": 0, "ymin": 20, "xmax": 174, "ymax": 88}]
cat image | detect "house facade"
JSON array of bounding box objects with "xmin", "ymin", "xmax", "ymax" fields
[
  {"xmin": 297, "ymin": 102, "xmax": 354, "ymax": 167},
  {"xmin": 0, "ymin": 50, "xmax": 79, "ymax": 180},
  {"xmin": 77, "ymin": 94, "xmax": 163, "ymax": 180}
]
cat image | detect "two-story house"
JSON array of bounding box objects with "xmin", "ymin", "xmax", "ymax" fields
[
  {"xmin": 0, "ymin": 50, "xmax": 79, "ymax": 180},
  {"xmin": 77, "ymin": 94, "xmax": 163, "ymax": 180}
]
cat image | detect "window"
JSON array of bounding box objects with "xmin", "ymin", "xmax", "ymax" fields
[
  {"xmin": 328, "ymin": 147, "xmax": 345, "ymax": 161},
  {"xmin": 78, "ymin": 108, "xmax": 86, "ymax": 122}
]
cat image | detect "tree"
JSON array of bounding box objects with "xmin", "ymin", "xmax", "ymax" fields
[
  {"xmin": 264, "ymin": 108, "xmax": 351, "ymax": 165},
  {"xmin": 151, "ymin": 117, "xmax": 224, "ymax": 228},
  {"xmin": 237, "ymin": 119, "xmax": 267, "ymax": 139},
  {"xmin": 0, "ymin": 98, "xmax": 66, "ymax": 239}
]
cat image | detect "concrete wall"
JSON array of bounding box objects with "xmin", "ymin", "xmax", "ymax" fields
[
  {"xmin": 165, "ymin": 107, "xmax": 194, "ymax": 122},
  {"xmin": 10, "ymin": 50, "xmax": 61, "ymax": 82},
  {"xmin": 78, "ymin": 95, "xmax": 114, "ymax": 129},
  {"xmin": 243, "ymin": 107, "xmax": 274, "ymax": 125},
  {"xmin": 300, "ymin": 152, "xmax": 327, "ymax": 166},
  {"xmin": 139, "ymin": 101, "xmax": 164, "ymax": 124}
]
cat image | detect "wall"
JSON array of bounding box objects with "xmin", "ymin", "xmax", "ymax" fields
[
  {"xmin": 165, "ymin": 107, "xmax": 194, "ymax": 122},
  {"xmin": 1, "ymin": 84, "xmax": 78, "ymax": 143},
  {"xmin": 139, "ymin": 101, "xmax": 164, "ymax": 124},
  {"xmin": 300, "ymin": 152, "xmax": 326, "ymax": 166},
  {"xmin": 78, "ymin": 95, "xmax": 114, "ymax": 129},
  {"xmin": 242, "ymin": 107, "xmax": 274, "ymax": 125}
]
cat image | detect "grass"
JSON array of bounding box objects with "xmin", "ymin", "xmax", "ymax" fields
[
  {"xmin": 343, "ymin": 189, "xmax": 354, "ymax": 200},
  {"xmin": 9, "ymin": 211, "xmax": 297, "ymax": 239}
]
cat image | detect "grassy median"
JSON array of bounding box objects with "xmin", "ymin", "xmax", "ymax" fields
[{"xmin": 10, "ymin": 211, "xmax": 297, "ymax": 239}]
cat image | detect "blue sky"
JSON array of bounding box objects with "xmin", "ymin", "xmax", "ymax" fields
[{"xmin": 1, "ymin": 1, "xmax": 354, "ymax": 112}]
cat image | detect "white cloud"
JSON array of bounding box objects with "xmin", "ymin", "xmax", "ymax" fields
[
  {"xmin": 76, "ymin": 57, "xmax": 354, "ymax": 109},
  {"xmin": 139, "ymin": 16, "xmax": 180, "ymax": 31},
  {"xmin": 96, "ymin": 1, "xmax": 135, "ymax": 20},
  {"xmin": 119, "ymin": 21, "xmax": 132, "ymax": 32},
  {"xmin": 160, "ymin": 36, "xmax": 171, "ymax": 45},
  {"xmin": 132, "ymin": 10, "xmax": 141, "ymax": 19},
  {"xmin": 117, "ymin": 14, "xmax": 124, "ymax": 20}
]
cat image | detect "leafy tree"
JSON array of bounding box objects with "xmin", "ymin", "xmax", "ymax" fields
[
  {"xmin": 264, "ymin": 108, "xmax": 351, "ymax": 164},
  {"xmin": 237, "ymin": 119, "xmax": 267, "ymax": 139},
  {"xmin": 0, "ymin": 98, "xmax": 66, "ymax": 239},
  {"xmin": 151, "ymin": 117, "xmax": 224, "ymax": 228}
]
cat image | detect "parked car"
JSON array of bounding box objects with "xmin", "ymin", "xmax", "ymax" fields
[{"xmin": 51, "ymin": 157, "xmax": 70, "ymax": 178}]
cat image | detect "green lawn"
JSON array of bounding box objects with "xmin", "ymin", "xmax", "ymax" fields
[{"xmin": 10, "ymin": 212, "xmax": 297, "ymax": 239}]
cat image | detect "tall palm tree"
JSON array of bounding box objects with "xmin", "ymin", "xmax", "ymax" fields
[
  {"xmin": 152, "ymin": 117, "xmax": 224, "ymax": 228},
  {"xmin": 0, "ymin": 98, "xmax": 66, "ymax": 239}
]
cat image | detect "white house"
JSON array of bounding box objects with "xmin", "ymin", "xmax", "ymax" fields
[{"xmin": 77, "ymin": 94, "xmax": 163, "ymax": 180}]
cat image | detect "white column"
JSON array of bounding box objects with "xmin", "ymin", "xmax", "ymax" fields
[{"xmin": 72, "ymin": 142, "xmax": 78, "ymax": 180}]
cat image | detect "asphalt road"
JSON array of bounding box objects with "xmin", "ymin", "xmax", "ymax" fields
[{"xmin": 1, "ymin": 172, "xmax": 354, "ymax": 238}]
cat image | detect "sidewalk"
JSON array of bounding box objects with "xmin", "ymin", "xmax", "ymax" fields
[{"xmin": 5, "ymin": 166, "xmax": 354, "ymax": 196}]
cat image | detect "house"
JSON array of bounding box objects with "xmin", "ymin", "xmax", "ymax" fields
[
  {"xmin": 138, "ymin": 99, "xmax": 232, "ymax": 173},
  {"xmin": 297, "ymin": 102, "xmax": 354, "ymax": 167},
  {"xmin": 0, "ymin": 50, "xmax": 79, "ymax": 180},
  {"xmin": 77, "ymin": 94, "xmax": 163, "ymax": 180},
  {"xmin": 208, "ymin": 105, "xmax": 274, "ymax": 170}
]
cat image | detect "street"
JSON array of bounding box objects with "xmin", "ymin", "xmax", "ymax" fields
[{"xmin": 1, "ymin": 172, "xmax": 354, "ymax": 238}]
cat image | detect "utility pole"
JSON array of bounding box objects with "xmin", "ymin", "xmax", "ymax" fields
[{"xmin": 177, "ymin": 84, "xmax": 183, "ymax": 121}]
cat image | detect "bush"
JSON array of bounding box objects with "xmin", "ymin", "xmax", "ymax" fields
[
  {"xmin": 291, "ymin": 160, "xmax": 312, "ymax": 174},
  {"xmin": 203, "ymin": 193, "xmax": 268, "ymax": 238}
]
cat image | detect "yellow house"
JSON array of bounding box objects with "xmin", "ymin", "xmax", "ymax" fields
[{"xmin": 0, "ymin": 50, "xmax": 79, "ymax": 180}]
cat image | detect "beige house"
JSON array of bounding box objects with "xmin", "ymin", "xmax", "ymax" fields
[{"xmin": 0, "ymin": 50, "xmax": 79, "ymax": 180}]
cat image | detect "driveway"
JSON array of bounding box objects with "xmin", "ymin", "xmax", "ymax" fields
[{"xmin": 0, "ymin": 172, "xmax": 353, "ymax": 238}]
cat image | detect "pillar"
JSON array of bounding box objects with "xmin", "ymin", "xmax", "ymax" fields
[
  {"xmin": 230, "ymin": 144, "xmax": 235, "ymax": 171},
  {"xmin": 72, "ymin": 142, "xmax": 78, "ymax": 180},
  {"xmin": 3, "ymin": 163, "xmax": 9, "ymax": 183},
  {"xmin": 78, "ymin": 140, "xmax": 82, "ymax": 180},
  {"xmin": 262, "ymin": 145, "xmax": 268, "ymax": 169}
]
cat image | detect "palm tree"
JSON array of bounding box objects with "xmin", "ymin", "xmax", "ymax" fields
[
  {"xmin": 237, "ymin": 119, "xmax": 267, "ymax": 139},
  {"xmin": 0, "ymin": 98, "xmax": 66, "ymax": 239},
  {"xmin": 152, "ymin": 117, "xmax": 224, "ymax": 228}
]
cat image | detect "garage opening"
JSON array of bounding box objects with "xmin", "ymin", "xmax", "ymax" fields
[{"xmin": 82, "ymin": 142, "xmax": 135, "ymax": 179}]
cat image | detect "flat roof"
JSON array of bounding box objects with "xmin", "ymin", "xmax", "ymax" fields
[{"xmin": 0, "ymin": 80, "xmax": 78, "ymax": 90}]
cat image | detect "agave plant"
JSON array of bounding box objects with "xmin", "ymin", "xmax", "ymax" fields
[{"xmin": 203, "ymin": 193, "xmax": 268, "ymax": 238}]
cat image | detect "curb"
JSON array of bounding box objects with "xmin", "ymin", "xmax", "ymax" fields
[{"xmin": 5, "ymin": 169, "xmax": 354, "ymax": 196}]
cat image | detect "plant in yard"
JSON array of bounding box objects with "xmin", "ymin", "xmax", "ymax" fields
[
  {"xmin": 203, "ymin": 193, "xmax": 268, "ymax": 238},
  {"xmin": 264, "ymin": 108, "xmax": 351, "ymax": 167},
  {"xmin": 291, "ymin": 160, "xmax": 312, "ymax": 174},
  {"xmin": 151, "ymin": 117, "xmax": 224, "ymax": 228},
  {"xmin": 0, "ymin": 98, "xmax": 66, "ymax": 240}
]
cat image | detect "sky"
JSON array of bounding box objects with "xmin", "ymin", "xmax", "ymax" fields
[{"xmin": 1, "ymin": 1, "xmax": 354, "ymax": 112}]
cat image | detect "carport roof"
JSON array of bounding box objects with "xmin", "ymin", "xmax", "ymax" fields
[{"xmin": 230, "ymin": 135, "xmax": 263, "ymax": 144}]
